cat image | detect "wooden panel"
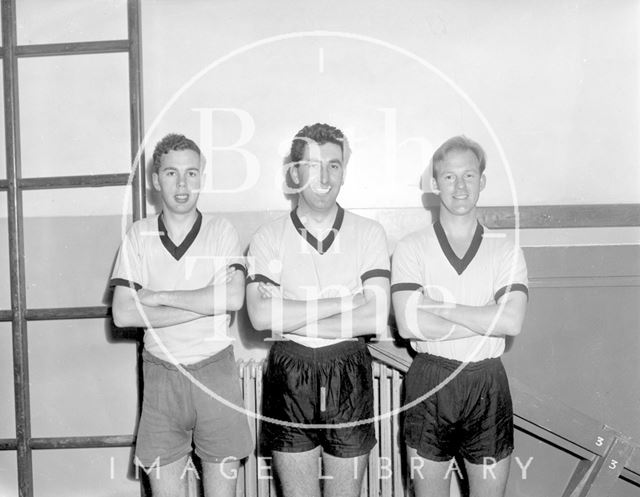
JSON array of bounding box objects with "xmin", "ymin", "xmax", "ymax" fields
[
  {"xmin": 524, "ymin": 246, "xmax": 640, "ymax": 279},
  {"xmin": 476, "ymin": 204, "xmax": 640, "ymax": 229},
  {"xmin": 364, "ymin": 204, "xmax": 640, "ymax": 232}
]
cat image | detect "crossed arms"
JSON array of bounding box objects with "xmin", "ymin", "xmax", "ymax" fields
[
  {"xmin": 246, "ymin": 277, "xmax": 390, "ymax": 340},
  {"xmin": 112, "ymin": 266, "xmax": 245, "ymax": 328},
  {"xmin": 392, "ymin": 287, "xmax": 527, "ymax": 342}
]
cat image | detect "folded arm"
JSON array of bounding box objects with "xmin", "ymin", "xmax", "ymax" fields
[
  {"xmin": 427, "ymin": 290, "xmax": 528, "ymax": 337},
  {"xmin": 246, "ymin": 281, "xmax": 362, "ymax": 333},
  {"xmin": 136, "ymin": 267, "xmax": 245, "ymax": 315},
  {"xmin": 289, "ymin": 276, "xmax": 390, "ymax": 340},
  {"xmin": 392, "ymin": 289, "xmax": 479, "ymax": 341},
  {"xmin": 112, "ymin": 285, "xmax": 204, "ymax": 328}
]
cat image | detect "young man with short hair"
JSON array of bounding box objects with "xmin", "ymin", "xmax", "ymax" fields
[
  {"xmin": 392, "ymin": 136, "xmax": 528, "ymax": 497},
  {"xmin": 246, "ymin": 123, "xmax": 390, "ymax": 497},
  {"xmin": 111, "ymin": 133, "xmax": 252, "ymax": 497}
]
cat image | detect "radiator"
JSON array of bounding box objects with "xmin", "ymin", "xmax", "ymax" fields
[{"xmin": 236, "ymin": 360, "xmax": 406, "ymax": 497}]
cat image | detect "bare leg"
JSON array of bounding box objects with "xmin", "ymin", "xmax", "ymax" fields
[
  {"xmin": 322, "ymin": 451, "xmax": 369, "ymax": 497},
  {"xmin": 147, "ymin": 455, "xmax": 189, "ymax": 497},
  {"xmin": 272, "ymin": 447, "xmax": 322, "ymax": 497},
  {"xmin": 407, "ymin": 446, "xmax": 454, "ymax": 497},
  {"xmin": 202, "ymin": 458, "xmax": 240, "ymax": 497},
  {"xmin": 465, "ymin": 455, "xmax": 510, "ymax": 497}
]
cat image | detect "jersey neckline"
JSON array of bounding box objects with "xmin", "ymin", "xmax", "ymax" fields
[
  {"xmin": 290, "ymin": 204, "xmax": 345, "ymax": 255},
  {"xmin": 433, "ymin": 219, "xmax": 484, "ymax": 275},
  {"xmin": 158, "ymin": 210, "xmax": 203, "ymax": 261}
]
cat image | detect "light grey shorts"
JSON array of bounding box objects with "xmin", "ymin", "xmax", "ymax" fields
[{"xmin": 135, "ymin": 346, "xmax": 253, "ymax": 467}]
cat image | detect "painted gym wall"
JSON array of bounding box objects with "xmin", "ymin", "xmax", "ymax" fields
[{"xmin": 0, "ymin": 0, "xmax": 638, "ymax": 496}]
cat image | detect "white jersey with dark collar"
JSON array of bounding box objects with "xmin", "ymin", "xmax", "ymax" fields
[
  {"xmin": 247, "ymin": 206, "xmax": 390, "ymax": 348},
  {"xmin": 391, "ymin": 220, "xmax": 528, "ymax": 362},
  {"xmin": 110, "ymin": 211, "xmax": 244, "ymax": 364}
]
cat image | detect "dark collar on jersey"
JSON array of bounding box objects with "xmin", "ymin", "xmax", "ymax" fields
[
  {"xmin": 158, "ymin": 209, "xmax": 202, "ymax": 261},
  {"xmin": 290, "ymin": 204, "xmax": 345, "ymax": 255},
  {"xmin": 433, "ymin": 219, "xmax": 484, "ymax": 275}
]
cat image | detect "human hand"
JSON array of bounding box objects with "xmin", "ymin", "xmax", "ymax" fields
[
  {"xmin": 225, "ymin": 266, "xmax": 237, "ymax": 282},
  {"xmin": 257, "ymin": 282, "xmax": 278, "ymax": 299},
  {"xmin": 348, "ymin": 292, "xmax": 366, "ymax": 310}
]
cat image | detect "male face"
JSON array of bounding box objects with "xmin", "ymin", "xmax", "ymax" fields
[
  {"xmin": 431, "ymin": 148, "xmax": 486, "ymax": 217},
  {"xmin": 152, "ymin": 149, "xmax": 202, "ymax": 216},
  {"xmin": 291, "ymin": 141, "xmax": 345, "ymax": 213}
]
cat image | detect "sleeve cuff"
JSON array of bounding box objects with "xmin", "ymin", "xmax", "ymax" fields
[
  {"xmin": 229, "ymin": 263, "xmax": 247, "ymax": 275},
  {"xmin": 246, "ymin": 274, "xmax": 280, "ymax": 286},
  {"xmin": 361, "ymin": 269, "xmax": 391, "ymax": 282},
  {"xmin": 391, "ymin": 282, "xmax": 422, "ymax": 294},
  {"xmin": 494, "ymin": 283, "xmax": 529, "ymax": 302},
  {"xmin": 110, "ymin": 278, "xmax": 142, "ymax": 291}
]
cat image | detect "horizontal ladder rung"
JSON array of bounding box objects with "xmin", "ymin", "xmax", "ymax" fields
[
  {"xmin": 15, "ymin": 40, "xmax": 130, "ymax": 58},
  {"xmin": 1, "ymin": 435, "xmax": 135, "ymax": 451},
  {"xmin": 0, "ymin": 174, "xmax": 131, "ymax": 190},
  {"xmin": 0, "ymin": 306, "xmax": 111, "ymax": 322},
  {"xmin": 0, "ymin": 438, "xmax": 17, "ymax": 450},
  {"xmin": 30, "ymin": 435, "xmax": 135, "ymax": 450}
]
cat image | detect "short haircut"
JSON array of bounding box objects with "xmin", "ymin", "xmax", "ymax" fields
[
  {"xmin": 289, "ymin": 123, "xmax": 351, "ymax": 165},
  {"xmin": 151, "ymin": 133, "xmax": 201, "ymax": 174},
  {"xmin": 431, "ymin": 135, "xmax": 486, "ymax": 179}
]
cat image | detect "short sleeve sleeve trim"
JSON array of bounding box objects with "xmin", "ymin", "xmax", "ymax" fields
[
  {"xmin": 246, "ymin": 274, "xmax": 280, "ymax": 286},
  {"xmin": 361, "ymin": 269, "xmax": 391, "ymax": 282},
  {"xmin": 110, "ymin": 278, "xmax": 142, "ymax": 291},
  {"xmin": 391, "ymin": 282, "xmax": 422, "ymax": 294},
  {"xmin": 494, "ymin": 283, "xmax": 529, "ymax": 302}
]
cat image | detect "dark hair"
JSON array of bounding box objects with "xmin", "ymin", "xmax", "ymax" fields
[
  {"xmin": 431, "ymin": 135, "xmax": 486, "ymax": 179},
  {"xmin": 151, "ymin": 133, "xmax": 201, "ymax": 174},
  {"xmin": 289, "ymin": 123, "xmax": 351, "ymax": 165}
]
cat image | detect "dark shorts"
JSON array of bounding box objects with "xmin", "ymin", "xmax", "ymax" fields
[
  {"xmin": 261, "ymin": 339, "xmax": 377, "ymax": 458},
  {"xmin": 135, "ymin": 345, "xmax": 253, "ymax": 467},
  {"xmin": 403, "ymin": 353, "xmax": 513, "ymax": 464}
]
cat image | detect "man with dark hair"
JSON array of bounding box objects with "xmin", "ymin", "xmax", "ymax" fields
[
  {"xmin": 111, "ymin": 133, "xmax": 252, "ymax": 497},
  {"xmin": 246, "ymin": 123, "xmax": 390, "ymax": 497},
  {"xmin": 392, "ymin": 135, "xmax": 528, "ymax": 497}
]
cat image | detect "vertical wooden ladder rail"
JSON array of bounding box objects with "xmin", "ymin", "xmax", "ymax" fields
[{"xmin": 0, "ymin": 1, "xmax": 145, "ymax": 495}]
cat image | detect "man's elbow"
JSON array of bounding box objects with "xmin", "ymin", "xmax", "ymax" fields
[
  {"xmin": 247, "ymin": 304, "xmax": 270, "ymax": 331},
  {"xmin": 397, "ymin": 324, "xmax": 414, "ymax": 340},
  {"xmin": 226, "ymin": 291, "xmax": 245, "ymax": 312},
  {"xmin": 112, "ymin": 307, "xmax": 134, "ymax": 328},
  {"xmin": 505, "ymin": 320, "xmax": 524, "ymax": 336},
  {"xmin": 394, "ymin": 315, "xmax": 415, "ymax": 340},
  {"xmin": 498, "ymin": 314, "xmax": 524, "ymax": 336},
  {"xmin": 372, "ymin": 312, "xmax": 389, "ymax": 337}
]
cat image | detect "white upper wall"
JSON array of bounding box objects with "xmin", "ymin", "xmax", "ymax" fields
[
  {"xmin": 141, "ymin": 0, "xmax": 639, "ymax": 215},
  {"xmin": 0, "ymin": 0, "xmax": 638, "ymax": 217}
]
